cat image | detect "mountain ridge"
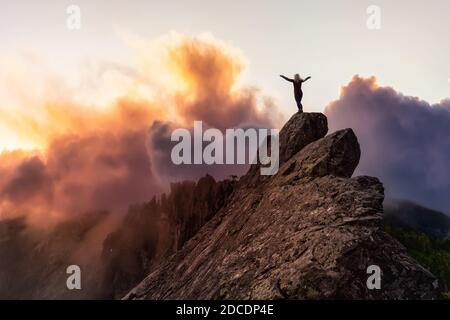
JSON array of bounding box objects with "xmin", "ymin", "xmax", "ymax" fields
[{"xmin": 124, "ymin": 112, "xmax": 439, "ymax": 300}]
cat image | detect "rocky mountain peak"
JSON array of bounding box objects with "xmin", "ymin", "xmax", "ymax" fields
[{"xmin": 124, "ymin": 112, "xmax": 438, "ymax": 300}]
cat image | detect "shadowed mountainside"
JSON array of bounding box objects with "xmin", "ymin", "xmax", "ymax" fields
[
  {"xmin": 0, "ymin": 212, "xmax": 108, "ymax": 299},
  {"xmin": 99, "ymin": 175, "xmax": 235, "ymax": 298},
  {"xmin": 384, "ymin": 199, "xmax": 450, "ymax": 239}
]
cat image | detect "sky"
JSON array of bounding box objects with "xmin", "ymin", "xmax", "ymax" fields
[
  {"xmin": 0, "ymin": 0, "xmax": 449, "ymax": 215},
  {"xmin": 1, "ymin": 0, "xmax": 449, "ymax": 121}
]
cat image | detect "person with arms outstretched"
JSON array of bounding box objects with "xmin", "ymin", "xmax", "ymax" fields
[{"xmin": 280, "ymin": 74, "xmax": 311, "ymax": 112}]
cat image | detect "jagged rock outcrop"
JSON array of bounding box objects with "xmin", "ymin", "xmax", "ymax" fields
[
  {"xmin": 124, "ymin": 112, "xmax": 438, "ymax": 300},
  {"xmin": 277, "ymin": 128, "xmax": 360, "ymax": 182},
  {"xmin": 100, "ymin": 175, "xmax": 235, "ymax": 299},
  {"xmin": 166, "ymin": 175, "xmax": 236, "ymax": 250},
  {"xmin": 242, "ymin": 112, "xmax": 328, "ymax": 187},
  {"xmin": 278, "ymin": 112, "xmax": 328, "ymax": 165}
]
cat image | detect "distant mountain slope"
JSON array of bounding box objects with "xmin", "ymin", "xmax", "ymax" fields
[
  {"xmin": 0, "ymin": 213, "xmax": 108, "ymax": 299},
  {"xmin": 384, "ymin": 199, "xmax": 450, "ymax": 239}
]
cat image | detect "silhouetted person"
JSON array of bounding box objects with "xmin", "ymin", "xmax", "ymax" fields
[{"xmin": 280, "ymin": 74, "xmax": 311, "ymax": 112}]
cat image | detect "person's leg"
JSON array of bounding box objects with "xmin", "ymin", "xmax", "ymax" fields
[
  {"xmin": 295, "ymin": 91, "xmax": 304, "ymax": 112},
  {"xmin": 295, "ymin": 97, "xmax": 303, "ymax": 113}
]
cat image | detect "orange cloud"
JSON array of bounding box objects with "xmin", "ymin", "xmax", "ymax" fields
[{"xmin": 0, "ymin": 33, "xmax": 280, "ymax": 225}]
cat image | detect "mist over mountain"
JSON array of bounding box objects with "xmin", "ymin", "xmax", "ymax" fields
[
  {"xmin": 0, "ymin": 36, "xmax": 280, "ymax": 299},
  {"xmin": 1, "ymin": 111, "xmax": 441, "ymax": 299},
  {"xmin": 0, "ymin": 175, "xmax": 235, "ymax": 299},
  {"xmin": 384, "ymin": 199, "xmax": 450, "ymax": 239}
]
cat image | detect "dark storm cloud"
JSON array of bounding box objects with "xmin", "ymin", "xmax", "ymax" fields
[
  {"xmin": 148, "ymin": 120, "xmax": 255, "ymax": 183},
  {"xmin": 325, "ymin": 75, "xmax": 450, "ymax": 213}
]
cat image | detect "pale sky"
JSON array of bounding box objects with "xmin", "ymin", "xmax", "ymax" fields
[{"xmin": 1, "ymin": 0, "xmax": 449, "ymax": 118}]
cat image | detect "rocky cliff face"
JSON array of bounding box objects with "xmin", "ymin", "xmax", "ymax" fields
[
  {"xmin": 100, "ymin": 175, "xmax": 235, "ymax": 299},
  {"xmin": 124, "ymin": 112, "xmax": 439, "ymax": 300}
]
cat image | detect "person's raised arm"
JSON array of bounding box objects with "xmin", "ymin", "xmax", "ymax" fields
[
  {"xmin": 280, "ymin": 75, "xmax": 294, "ymax": 82},
  {"xmin": 302, "ymin": 76, "xmax": 311, "ymax": 82}
]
